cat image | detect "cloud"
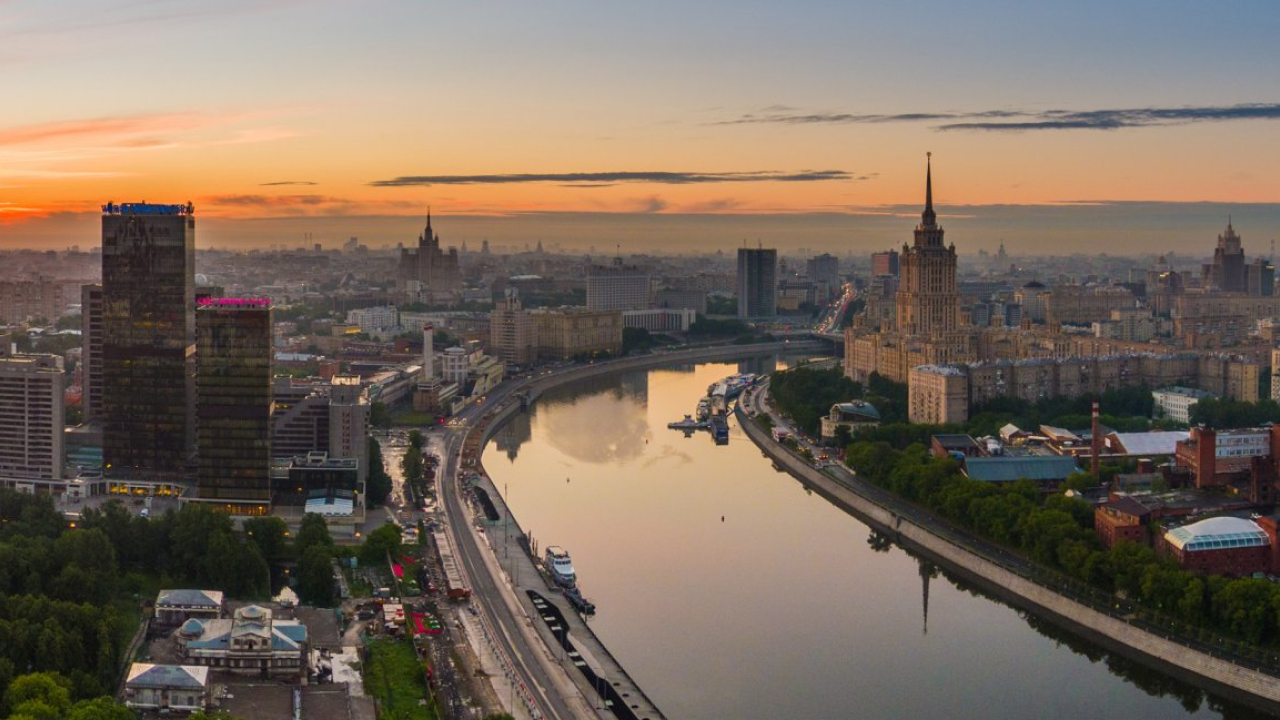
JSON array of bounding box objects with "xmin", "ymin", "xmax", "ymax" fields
[
  {"xmin": 637, "ymin": 195, "xmax": 667, "ymax": 213},
  {"xmin": 259, "ymin": 180, "xmax": 318, "ymax": 186},
  {"xmin": 203, "ymin": 194, "xmax": 345, "ymax": 209},
  {"xmin": 681, "ymin": 198, "xmax": 744, "ymax": 212},
  {"xmin": 0, "ymin": 112, "xmax": 204, "ymax": 146},
  {"xmin": 715, "ymin": 103, "xmax": 1280, "ymax": 132},
  {"xmin": 370, "ymin": 170, "xmax": 853, "ymax": 187}
]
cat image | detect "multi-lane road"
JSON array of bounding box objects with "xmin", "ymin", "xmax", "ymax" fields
[
  {"xmin": 425, "ymin": 341, "xmax": 829, "ymax": 720},
  {"xmin": 434, "ymin": 373, "xmax": 589, "ymax": 720}
]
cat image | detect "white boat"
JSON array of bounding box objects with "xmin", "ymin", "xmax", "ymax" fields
[{"xmin": 544, "ymin": 546, "xmax": 577, "ymax": 588}]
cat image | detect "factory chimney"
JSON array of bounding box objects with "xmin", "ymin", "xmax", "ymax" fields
[{"xmin": 422, "ymin": 324, "xmax": 434, "ymax": 381}]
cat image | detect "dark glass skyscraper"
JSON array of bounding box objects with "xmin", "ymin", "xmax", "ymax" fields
[
  {"xmin": 736, "ymin": 247, "xmax": 777, "ymax": 318},
  {"xmin": 101, "ymin": 203, "xmax": 196, "ymax": 479},
  {"xmin": 196, "ymin": 298, "xmax": 273, "ymax": 511}
]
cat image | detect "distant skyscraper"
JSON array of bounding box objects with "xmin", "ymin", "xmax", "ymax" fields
[
  {"xmin": 807, "ymin": 253, "xmax": 841, "ymax": 287},
  {"xmin": 80, "ymin": 284, "xmax": 103, "ymax": 421},
  {"xmin": 397, "ymin": 211, "xmax": 461, "ymax": 297},
  {"xmin": 896, "ymin": 156, "xmax": 960, "ymax": 335},
  {"xmin": 586, "ymin": 258, "xmax": 651, "ymax": 311},
  {"xmin": 328, "ymin": 375, "xmax": 370, "ymax": 488},
  {"xmin": 1204, "ymin": 219, "xmax": 1247, "ymax": 293},
  {"xmin": 490, "ymin": 291, "xmax": 537, "ymax": 365},
  {"xmin": 101, "ymin": 202, "xmax": 196, "ymax": 480},
  {"xmin": 737, "ymin": 247, "xmax": 778, "ymax": 318},
  {"xmin": 196, "ymin": 298, "xmax": 273, "ymax": 511},
  {"xmin": 1205, "ymin": 220, "xmax": 1247, "ymax": 292},
  {"xmin": 871, "ymin": 250, "xmax": 900, "ymax": 279},
  {"xmin": 0, "ymin": 340, "xmax": 65, "ymax": 483},
  {"xmin": 1248, "ymin": 257, "xmax": 1275, "ymax": 297}
]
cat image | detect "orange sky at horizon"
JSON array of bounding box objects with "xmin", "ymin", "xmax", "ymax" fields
[{"xmin": 1, "ymin": 1, "xmax": 1277, "ymax": 245}]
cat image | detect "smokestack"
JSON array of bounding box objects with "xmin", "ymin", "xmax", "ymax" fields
[
  {"xmin": 422, "ymin": 324, "xmax": 434, "ymax": 381},
  {"xmin": 1091, "ymin": 399, "xmax": 1101, "ymax": 478}
]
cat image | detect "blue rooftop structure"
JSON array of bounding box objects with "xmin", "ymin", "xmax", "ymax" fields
[
  {"xmin": 963, "ymin": 456, "xmax": 1080, "ymax": 483},
  {"xmin": 1166, "ymin": 517, "xmax": 1269, "ymax": 551}
]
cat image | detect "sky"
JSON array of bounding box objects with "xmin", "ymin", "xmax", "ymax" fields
[{"xmin": 1, "ymin": 0, "xmax": 1279, "ymax": 255}]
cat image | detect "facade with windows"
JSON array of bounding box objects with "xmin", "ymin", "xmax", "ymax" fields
[
  {"xmin": 0, "ymin": 346, "xmax": 64, "ymax": 487},
  {"xmin": 736, "ymin": 248, "xmax": 777, "ymax": 318},
  {"xmin": 1175, "ymin": 426, "xmax": 1276, "ymax": 491},
  {"xmin": 196, "ymin": 298, "xmax": 273, "ymax": 512},
  {"xmin": 124, "ymin": 664, "xmax": 210, "ymax": 712},
  {"xmin": 80, "ymin": 284, "xmax": 104, "ymax": 421},
  {"xmin": 1152, "ymin": 386, "xmax": 1213, "ymax": 424},
  {"xmin": 176, "ymin": 605, "xmax": 308, "ymax": 677},
  {"xmin": 101, "ymin": 204, "xmax": 197, "ymax": 480},
  {"xmin": 1160, "ymin": 516, "xmax": 1271, "ymax": 576},
  {"xmin": 586, "ymin": 261, "xmax": 651, "ymax": 312}
]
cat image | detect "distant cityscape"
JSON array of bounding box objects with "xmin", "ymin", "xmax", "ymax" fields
[{"xmin": 3, "ymin": 161, "xmax": 1280, "ymax": 717}]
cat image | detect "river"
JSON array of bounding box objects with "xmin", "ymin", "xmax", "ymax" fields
[{"xmin": 484, "ymin": 356, "xmax": 1270, "ymax": 720}]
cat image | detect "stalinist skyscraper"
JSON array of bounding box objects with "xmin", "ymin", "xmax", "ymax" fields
[{"xmin": 896, "ymin": 153, "xmax": 960, "ymax": 336}]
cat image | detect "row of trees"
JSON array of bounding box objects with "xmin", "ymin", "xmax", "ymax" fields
[
  {"xmin": 0, "ymin": 670, "xmax": 250, "ymax": 720},
  {"xmin": 966, "ymin": 385, "xmax": 1163, "ymax": 438},
  {"xmin": 401, "ymin": 430, "xmax": 428, "ymax": 502},
  {"xmin": 0, "ymin": 493, "xmax": 146, "ymax": 713},
  {"xmin": 367, "ymin": 437, "xmax": 393, "ymax": 507},
  {"xmin": 0, "ymin": 487, "xmax": 417, "ymax": 717},
  {"xmin": 767, "ymin": 368, "xmax": 910, "ymax": 437},
  {"xmin": 844, "ymin": 439, "xmax": 1280, "ymax": 646},
  {"xmin": 1189, "ymin": 397, "xmax": 1280, "ymax": 429},
  {"xmin": 769, "ymin": 366, "xmax": 863, "ymax": 436},
  {"xmin": 78, "ymin": 502, "xmax": 268, "ymax": 599}
]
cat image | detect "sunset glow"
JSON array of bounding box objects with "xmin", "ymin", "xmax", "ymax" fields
[{"xmin": 2, "ymin": 0, "xmax": 1278, "ymax": 252}]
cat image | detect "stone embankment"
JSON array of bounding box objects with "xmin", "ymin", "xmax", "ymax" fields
[
  {"xmin": 736, "ymin": 395, "xmax": 1280, "ymax": 715},
  {"xmin": 461, "ymin": 341, "xmax": 824, "ymax": 720}
]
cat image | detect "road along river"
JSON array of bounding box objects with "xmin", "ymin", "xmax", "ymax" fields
[{"xmin": 484, "ymin": 356, "xmax": 1272, "ymax": 720}]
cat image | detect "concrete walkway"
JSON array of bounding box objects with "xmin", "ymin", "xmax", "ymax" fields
[{"xmin": 738, "ymin": 384, "xmax": 1280, "ymax": 716}]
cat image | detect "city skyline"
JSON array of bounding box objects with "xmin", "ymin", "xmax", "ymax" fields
[{"xmin": 1, "ymin": 0, "xmax": 1278, "ymax": 253}]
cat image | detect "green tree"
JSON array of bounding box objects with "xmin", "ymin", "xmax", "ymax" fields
[
  {"xmin": 65, "ymin": 697, "xmax": 133, "ymax": 720},
  {"xmin": 367, "ymin": 437, "xmax": 393, "ymax": 508},
  {"xmin": 5, "ymin": 673, "xmax": 71, "ymax": 719},
  {"xmin": 370, "ymin": 401, "xmax": 391, "ymax": 428},
  {"xmin": 359, "ymin": 524, "xmax": 402, "ymax": 567},
  {"xmin": 243, "ymin": 516, "xmax": 290, "ymax": 565},
  {"xmin": 295, "ymin": 513, "xmax": 333, "ymax": 558},
  {"xmin": 297, "ymin": 545, "xmax": 336, "ymax": 607}
]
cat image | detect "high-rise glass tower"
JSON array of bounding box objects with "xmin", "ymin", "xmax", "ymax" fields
[
  {"xmin": 196, "ymin": 297, "xmax": 273, "ymax": 511},
  {"xmin": 737, "ymin": 247, "xmax": 778, "ymax": 318},
  {"xmin": 101, "ymin": 202, "xmax": 196, "ymax": 480}
]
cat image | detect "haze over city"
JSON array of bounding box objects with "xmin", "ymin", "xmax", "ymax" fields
[
  {"xmin": 2, "ymin": 0, "xmax": 1279, "ymax": 253},
  {"xmin": 12, "ymin": 2, "xmax": 1280, "ymax": 720}
]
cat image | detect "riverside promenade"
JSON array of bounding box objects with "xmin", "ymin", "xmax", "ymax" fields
[
  {"xmin": 737, "ymin": 383, "xmax": 1280, "ymax": 716},
  {"xmin": 452, "ymin": 340, "xmax": 826, "ymax": 720}
]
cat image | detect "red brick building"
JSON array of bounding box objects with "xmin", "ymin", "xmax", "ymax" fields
[
  {"xmin": 1159, "ymin": 516, "xmax": 1272, "ymax": 577},
  {"xmin": 1173, "ymin": 426, "xmax": 1280, "ymax": 503},
  {"xmin": 1094, "ymin": 496, "xmax": 1150, "ymax": 548}
]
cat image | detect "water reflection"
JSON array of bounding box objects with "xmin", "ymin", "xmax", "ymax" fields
[
  {"xmin": 493, "ymin": 410, "xmax": 532, "ymax": 461},
  {"xmin": 486, "ymin": 359, "xmax": 1269, "ymax": 720},
  {"xmin": 536, "ymin": 375, "xmax": 650, "ymax": 464}
]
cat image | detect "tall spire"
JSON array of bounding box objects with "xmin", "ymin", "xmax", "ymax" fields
[
  {"xmin": 922, "ymin": 152, "xmax": 936, "ymax": 229},
  {"xmin": 426, "ymin": 207, "xmax": 433, "ymax": 235}
]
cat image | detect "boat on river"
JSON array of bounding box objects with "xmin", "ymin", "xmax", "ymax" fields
[
  {"xmin": 668, "ymin": 414, "xmax": 709, "ymax": 430},
  {"xmin": 544, "ymin": 546, "xmax": 577, "ymax": 588}
]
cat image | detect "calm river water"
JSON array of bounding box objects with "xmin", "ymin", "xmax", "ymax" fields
[{"xmin": 485, "ymin": 357, "xmax": 1269, "ymax": 720}]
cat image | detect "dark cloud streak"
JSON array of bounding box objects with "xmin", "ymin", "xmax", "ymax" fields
[
  {"xmin": 259, "ymin": 180, "xmax": 317, "ymax": 186},
  {"xmin": 370, "ymin": 170, "xmax": 853, "ymax": 187},
  {"xmin": 716, "ymin": 103, "xmax": 1280, "ymax": 132}
]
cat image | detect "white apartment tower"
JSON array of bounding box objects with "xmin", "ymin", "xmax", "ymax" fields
[
  {"xmin": 0, "ymin": 341, "xmax": 65, "ymax": 483},
  {"xmin": 586, "ymin": 258, "xmax": 651, "ymax": 312}
]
